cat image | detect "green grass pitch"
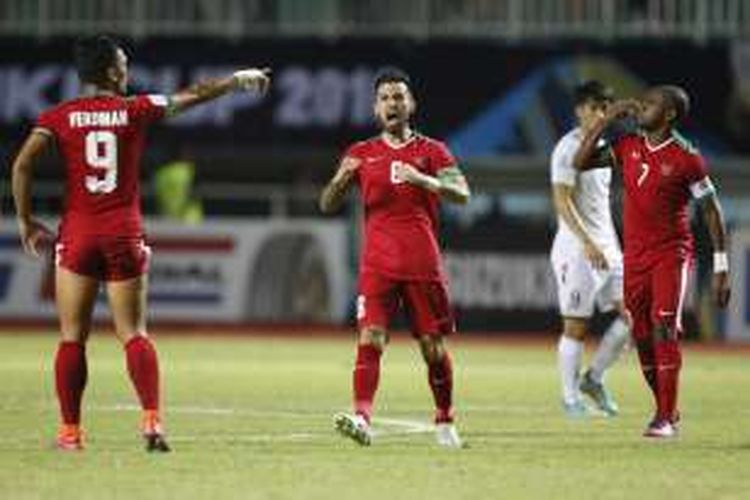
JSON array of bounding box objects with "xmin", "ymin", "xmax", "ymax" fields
[{"xmin": 0, "ymin": 332, "xmax": 748, "ymax": 500}]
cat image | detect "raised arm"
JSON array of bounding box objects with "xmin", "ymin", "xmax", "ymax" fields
[
  {"xmin": 393, "ymin": 164, "xmax": 471, "ymax": 204},
  {"xmin": 11, "ymin": 130, "xmax": 55, "ymax": 257},
  {"xmin": 697, "ymin": 191, "xmax": 731, "ymax": 308},
  {"xmin": 319, "ymin": 156, "xmax": 361, "ymax": 214},
  {"xmin": 167, "ymin": 68, "xmax": 271, "ymax": 115},
  {"xmin": 573, "ymin": 99, "xmax": 639, "ymax": 171},
  {"xmin": 572, "ymin": 118, "xmax": 610, "ymax": 171}
]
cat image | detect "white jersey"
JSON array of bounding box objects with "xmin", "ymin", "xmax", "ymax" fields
[{"xmin": 550, "ymin": 127, "xmax": 621, "ymax": 262}]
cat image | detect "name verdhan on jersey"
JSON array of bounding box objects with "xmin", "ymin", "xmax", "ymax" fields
[{"xmin": 69, "ymin": 110, "xmax": 129, "ymax": 128}]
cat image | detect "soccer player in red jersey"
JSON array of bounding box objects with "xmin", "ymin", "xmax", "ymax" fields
[
  {"xmin": 573, "ymin": 86, "xmax": 731, "ymax": 438},
  {"xmin": 11, "ymin": 35, "xmax": 270, "ymax": 452},
  {"xmin": 319, "ymin": 68, "xmax": 470, "ymax": 447}
]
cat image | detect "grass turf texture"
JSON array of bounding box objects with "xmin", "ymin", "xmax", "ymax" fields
[{"xmin": 0, "ymin": 333, "xmax": 748, "ymax": 500}]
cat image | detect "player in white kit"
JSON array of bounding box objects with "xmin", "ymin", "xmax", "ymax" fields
[{"xmin": 550, "ymin": 81, "xmax": 630, "ymax": 417}]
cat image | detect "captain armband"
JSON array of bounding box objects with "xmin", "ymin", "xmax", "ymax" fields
[{"xmin": 161, "ymin": 95, "xmax": 179, "ymax": 117}]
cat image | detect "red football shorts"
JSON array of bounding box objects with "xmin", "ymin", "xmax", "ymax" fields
[
  {"xmin": 625, "ymin": 254, "xmax": 691, "ymax": 341},
  {"xmin": 55, "ymin": 234, "xmax": 151, "ymax": 281},
  {"xmin": 357, "ymin": 271, "xmax": 455, "ymax": 337}
]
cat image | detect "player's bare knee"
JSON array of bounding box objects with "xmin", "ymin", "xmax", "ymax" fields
[
  {"xmin": 59, "ymin": 326, "xmax": 88, "ymax": 343},
  {"xmin": 115, "ymin": 329, "xmax": 145, "ymax": 345},
  {"xmin": 359, "ymin": 327, "xmax": 388, "ymax": 350},
  {"xmin": 562, "ymin": 318, "xmax": 587, "ymax": 341},
  {"xmin": 418, "ymin": 335, "xmax": 445, "ymax": 364},
  {"xmin": 58, "ymin": 316, "xmax": 90, "ymax": 342}
]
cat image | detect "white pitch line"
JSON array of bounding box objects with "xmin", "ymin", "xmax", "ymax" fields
[
  {"xmin": 167, "ymin": 432, "xmax": 327, "ymax": 444},
  {"xmin": 86, "ymin": 404, "xmax": 436, "ymax": 442},
  {"xmin": 372, "ymin": 417, "xmax": 434, "ymax": 436},
  {"xmin": 93, "ymin": 404, "xmax": 327, "ymax": 420}
]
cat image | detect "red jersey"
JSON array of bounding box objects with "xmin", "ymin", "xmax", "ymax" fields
[
  {"xmin": 346, "ymin": 134, "xmax": 457, "ymax": 280},
  {"xmin": 35, "ymin": 94, "xmax": 168, "ymax": 237},
  {"xmin": 612, "ymin": 132, "xmax": 712, "ymax": 263}
]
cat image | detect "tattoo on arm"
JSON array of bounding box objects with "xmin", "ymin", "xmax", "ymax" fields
[
  {"xmin": 319, "ymin": 182, "xmax": 348, "ymax": 213},
  {"xmin": 168, "ymin": 77, "xmax": 236, "ymax": 115},
  {"xmin": 436, "ymin": 166, "xmax": 470, "ymax": 204},
  {"xmin": 319, "ymin": 171, "xmax": 356, "ymax": 213}
]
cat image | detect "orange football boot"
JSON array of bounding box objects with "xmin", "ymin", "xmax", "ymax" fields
[{"xmin": 56, "ymin": 424, "xmax": 84, "ymax": 451}]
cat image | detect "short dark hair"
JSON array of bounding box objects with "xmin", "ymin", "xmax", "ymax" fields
[
  {"xmin": 373, "ymin": 67, "xmax": 412, "ymax": 92},
  {"xmin": 656, "ymin": 85, "xmax": 690, "ymax": 123},
  {"xmin": 74, "ymin": 35, "xmax": 120, "ymax": 84},
  {"xmin": 573, "ymin": 80, "xmax": 614, "ymax": 106}
]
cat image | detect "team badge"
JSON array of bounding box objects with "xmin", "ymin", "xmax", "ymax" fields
[
  {"xmin": 414, "ymin": 157, "xmax": 428, "ymax": 169},
  {"xmin": 660, "ymin": 163, "xmax": 674, "ymax": 176}
]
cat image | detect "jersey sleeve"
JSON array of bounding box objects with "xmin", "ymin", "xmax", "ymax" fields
[
  {"xmin": 342, "ymin": 142, "xmax": 366, "ymax": 161},
  {"xmin": 430, "ymin": 140, "xmax": 458, "ymax": 174},
  {"xmin": 341, "ymin": 142, "xmax": 367, "ymax": 183},
  {"xmin": 128, "ymin": 94, "xmax": 169, "ymax": 125},
  {"xmin": 550, "ymin": 135, "xmax": 577, "ymax": 186},
  {"xmin": 685, "ymin": 153, "xmax": 715, "ymax": 200},
  {"xmin": 34, "ymin": 109, "xmax": 58, "ymax": 138}
]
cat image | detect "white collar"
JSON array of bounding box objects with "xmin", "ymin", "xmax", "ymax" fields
[
  {"xmin": 381, "ymin": 131, "xmax": 418, "ymax": 150},
  {"xmin": 644, "ymin": 134, "xmax": 674, "ymax": 153}
]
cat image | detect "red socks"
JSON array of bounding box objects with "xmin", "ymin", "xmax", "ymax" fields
[
  {"xmin": 125, "ymin": 335, "xmax": 161, "ymax": 411},
  {"xmin": 654, "ymin": 338, "xmax": 682, "ymax": 422},
  {"xmin": 352, "ymin": 344, "xmax": 455, "ymax": 424},
  {"xmin": 55, "ymin": 336, "xmax": 160, "ymax": 430},
  {"xmin": 429, "ymin": 352, "xmax": 454, "ymax": 424},
  {"xmin": 55, "ymin": 341, "xmax": 88, "ymax": 425},
  {"xmin": 353, "ymin": 344, "xmax": 381, "ymax": 423},
  {"xmin": 636, "ymin": 337, "xmax": 681, "ymax": 423},
  {"xmin": 635, "ymin": 339, "xmax": 658, "ymax": 403}
]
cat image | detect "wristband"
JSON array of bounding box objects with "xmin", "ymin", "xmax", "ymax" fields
[
  {"xmin": 713, "ymin": 252, "xmax": 729, "ymax": 273},
  {"xmin": 233, "ymin": 69, "xmax": 266, "ymax": 91}
]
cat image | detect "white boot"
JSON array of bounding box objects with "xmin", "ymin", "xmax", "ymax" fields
[
  {"xmin": 334, "ymin": 413, "xmax": 372, "ymax": 446},
  {"xmin": 435, "ymin": 423, "xmax": 463, "ymax": 448}
]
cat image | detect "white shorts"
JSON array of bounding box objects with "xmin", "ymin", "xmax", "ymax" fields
[{"xmin": 550, "ymin": 239, "xmax": 623, "ymax": 318}]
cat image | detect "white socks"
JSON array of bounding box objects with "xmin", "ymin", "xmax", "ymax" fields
[
  {"xmin": 589, "ymin": 318, "xmax": 630, "ymax": 383},
  {"xmin": 558, "ymin": 335, "xmax": 584, "ymax": 404}
]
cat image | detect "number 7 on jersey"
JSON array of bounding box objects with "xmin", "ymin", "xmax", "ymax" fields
[{"xmin": 637, "ymin": 162, "xmax": 650, "ymax": 187}]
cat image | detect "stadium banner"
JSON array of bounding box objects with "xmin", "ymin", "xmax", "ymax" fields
[
  {"xmin": 0, "ymin": 38, "xmax": 741, "ymax": 158},
  {"xmin": 443, "ymin": 251, "xmax": 558, "ymax": 331},
  {"xmin": 0, "ymin": 215, "xmax": 703, "ymax": 333},
  {"xmin": 727, "ymin": 226, "xmax": 750, "ymax": 341},
  {"xmin": 438, "ymin": 212, "xmax": 558, "ymax": 332},
  {"xmin": 0, "ymin": 218, "xmax": 349, "ymax": 323}
]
